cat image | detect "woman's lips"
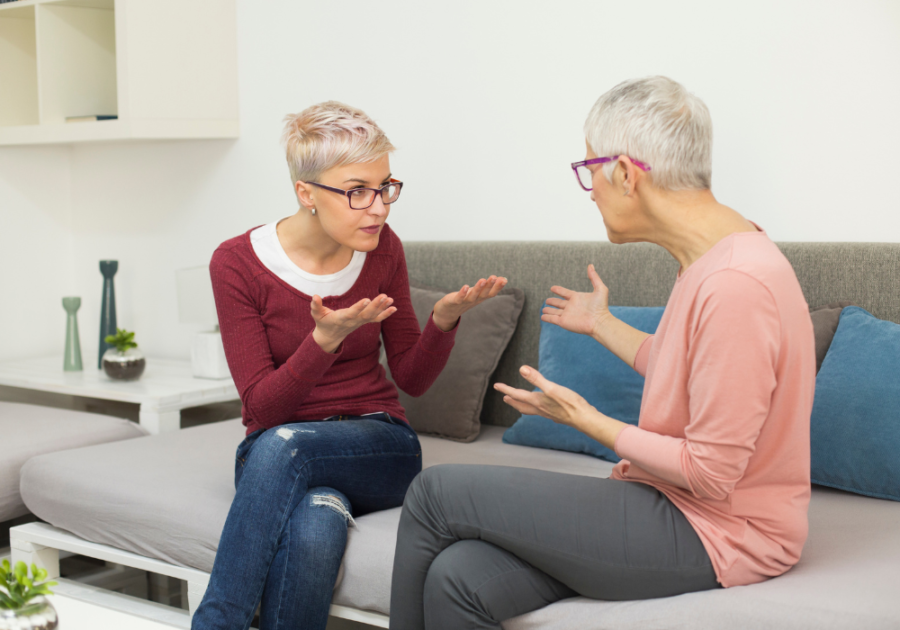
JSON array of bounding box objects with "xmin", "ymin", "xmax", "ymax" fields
[{"xmin": 360, "ymin": 225, "xmax": 381, "ymax": 234}]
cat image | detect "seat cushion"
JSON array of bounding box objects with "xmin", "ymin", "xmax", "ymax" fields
[
  {"xmin": 19, "ymin": 420, "xmax": 900, "ymax": 629},
  {"xmin": 0, "ymin": 402, "xmax": 147, "ymax": 522}
]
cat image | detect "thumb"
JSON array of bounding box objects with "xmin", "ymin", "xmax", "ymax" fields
[
  {"xmin": 310, "ymin": 295, "xmax": 325, "ymax": 317},
  {"xmin": 519, "ymin": 365, "xmax": 551, "ymax": 390},
  {"xmin": 587, "ymin": 264, "xmax": 604, "ymax": 291}
]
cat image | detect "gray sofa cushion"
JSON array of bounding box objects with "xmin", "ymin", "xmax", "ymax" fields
[
  {"xmin": 18, "ymin": 419, "xmax": 900, "ymax": 628},
  {"xmin": 0, "ymin": 402, "xmax": 147, "ymax": 522},
  {"xmin": 18, "ymin": 421, "xmax": 612, "ymax": 575},
  {"xmin": 384, "ymin": 283, "xmax": 525, "ymax": 442}
]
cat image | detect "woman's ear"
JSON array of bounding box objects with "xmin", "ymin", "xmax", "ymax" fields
[
  {"xmin": 295, "ymin": 180, "xmax": 315, "ymax": 209},
  {"xmin": 617, "ymin": 157, "xmax": 643, "ymax": 197}
]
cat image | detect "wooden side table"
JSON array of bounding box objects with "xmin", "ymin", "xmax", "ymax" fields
[{"xmin": 0, "ymin": 357, "xmax": 239, "ymax": 434}]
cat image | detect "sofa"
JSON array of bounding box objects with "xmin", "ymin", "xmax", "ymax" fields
[
  {"xmin": 13, "ymin": 240, "xmax": 900, "ymax": 629},
  {"xmin": 0, "ymin": 401, "xmax": 147, "ymax": 548}
]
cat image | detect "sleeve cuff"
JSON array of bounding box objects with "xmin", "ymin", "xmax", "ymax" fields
[
  {"xmin": 614, "ymin": 424, "xmax": 639, "ymax": 458},
  {"xmin": 285, "ymin": 331, "xmax": 342, "ymax": 383},
  {"xmin": 633, "ymin": 334, "xmax": 654, "ymax": 377},
  {"xmin": 420, "ymin": 311, "xmax": 459, "ymax": 353}
]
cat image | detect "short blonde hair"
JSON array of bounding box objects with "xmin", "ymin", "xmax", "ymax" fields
[
  {"xmin": 584, "ymin": 76, "xmax": 712, "ymax": 191},
  {"xmin": 281, "ymin": 101, "xmax": 395, "ymax": 184}
]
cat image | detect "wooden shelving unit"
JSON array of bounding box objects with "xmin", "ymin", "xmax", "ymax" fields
[{"xmin": 0, "ymin": 0, "xmax": 238, "ymax": 145}]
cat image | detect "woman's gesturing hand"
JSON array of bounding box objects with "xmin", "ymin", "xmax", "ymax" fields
[
  {"xmin": 542, "ymin": 264, "xmax": 611, "ymax": 338},
  {"xmin": 494, "ymin": 365, "xmax": 592, "ymax": 430},
  {"xmin": 495, "ymin": 365, "xmax": 628, "ymax": 450},
  {"xmin": 311, "ymin": 294, "xmax": 396, "ymax": 353},
  {"xmin": 432, "ymin": 276, "xmax": 508, "ymax": 332}
]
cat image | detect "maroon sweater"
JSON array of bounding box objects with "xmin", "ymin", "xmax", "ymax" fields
[{"xmin": 210, "ymin": 224, "xmax": 457, "ymax": 435}]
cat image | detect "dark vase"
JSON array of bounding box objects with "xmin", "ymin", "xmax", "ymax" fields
[{"xmin": 98, "ymin": 260, "xmax": 118, "ymax": 369}]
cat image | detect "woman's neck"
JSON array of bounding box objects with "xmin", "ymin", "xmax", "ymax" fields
[
  {"xmin": 641, "ymin": 189, "xmax": 758, "ymax": 274},
  {"xmin": 276, "ymin": 210, "xmax": 354, "ymax": 275}
]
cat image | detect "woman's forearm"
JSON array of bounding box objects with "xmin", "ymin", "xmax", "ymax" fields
[
  {"xmin": 572, "ymin": 406, "xmax": 631, "ymax": 451},
  {"xmin": 593, "ymin": 313, "xmax": 651, "ymax": 369}
]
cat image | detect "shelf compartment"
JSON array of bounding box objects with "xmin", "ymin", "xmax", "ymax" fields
[
  {"xmin": 0, "ymin": 5, "xmax": 39, "ymax": 127},
  {"xmin": 36, "ymin": 0, "xmax": 117, "ymax": 125}
]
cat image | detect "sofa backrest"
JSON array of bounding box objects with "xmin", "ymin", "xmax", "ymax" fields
[{"xmin": 404, "ymin": 241, "xmax": 900, "ymax": 428}]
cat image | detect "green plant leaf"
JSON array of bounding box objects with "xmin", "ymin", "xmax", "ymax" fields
[
  {"xmin": 13, "ymin": 562, "xmax": 26, "ymax": 581},
  {"xmin": 33, "ymin": 568, "xmax": 47, "ymax": 583},
  {"xmin": 0, "ymin": 591, "xmax": 18, "ymax": 609}
]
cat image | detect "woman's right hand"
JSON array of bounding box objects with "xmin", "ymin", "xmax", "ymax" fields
[
  {"xmin": 311, "ymin": 294, "xmax": 397, "ymax": 353},
  {"xmin": 542, "ymin": 264, "xmax": 612, "ymax": 338}
]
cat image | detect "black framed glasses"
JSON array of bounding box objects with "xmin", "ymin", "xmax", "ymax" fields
[{"xmin": 305, "ymin": 178, "xmax": 403, "ymax": 210}]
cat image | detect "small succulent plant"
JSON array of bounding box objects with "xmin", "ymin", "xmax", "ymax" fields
[
  {"xmin": 0, "ymin": 560, "xmax": 57, "ymax": 610},
  {"xmin": 105, "ymin": 328, "xmax": 138, "ymax": 353}
]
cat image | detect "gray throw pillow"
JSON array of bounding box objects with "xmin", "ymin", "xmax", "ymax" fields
[
  {"xmin": 382, "ymin": 282, "xmax": 524, "ymax": 442},
  {"xmin": 810, "ymin": 301, "xmax": 854, "ymax": 373}
]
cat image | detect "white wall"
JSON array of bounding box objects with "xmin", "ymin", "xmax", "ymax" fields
[{"xmin": 2, "ymin": 0, "xmax": 899, "ymax": 363}]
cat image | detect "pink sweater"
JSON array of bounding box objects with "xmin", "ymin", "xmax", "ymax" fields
[{"xmin": 611, "ymin": 228, "xmax": 815, "ymax": 588}]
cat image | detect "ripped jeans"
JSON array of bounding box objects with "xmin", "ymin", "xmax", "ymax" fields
[{"xmin": 191, "ymin": 413, "xmax": 422, "ymax": 630}]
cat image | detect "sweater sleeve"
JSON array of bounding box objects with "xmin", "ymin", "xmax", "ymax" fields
[
  {"xmin": 633, "ymin": 334, "xmax": 654, "ymax": 377},
  {"xmin": 211, "ymin": 247, "xmax": 339, "ymax": 430},
  {"xmin": 614, "ymin": 270, "xmax": 780, "ymax": 501},
  {"xmin": 379, "ymin": 236, "xmax": 457, "ymax": 397}
]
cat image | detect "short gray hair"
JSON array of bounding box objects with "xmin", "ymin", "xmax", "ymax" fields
[
  {"xmin": 584, "ymin": 76, "xmax": 712, "ymax": 191},
  {"xmin": 282, "ymin": 101, "xmax": 395, "ymax": 184}
]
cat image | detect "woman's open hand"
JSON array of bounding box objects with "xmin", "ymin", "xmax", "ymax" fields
[
  {"xmin": 542, "ymin": 264, "xmax": 611, "ymax": 338},
  {"xmin": 432, "ymin": 276, "xmax": 508, "ymax": 332},
  {"xmin": 495, "ymin": 365, "xmax": 629, "ymax": 449},
  {"xmin": 494, "ymin": 365, "xmax": 592, "ymax": 430},
  {"xmin": 311, "ymin": 294, "xmax": 396, "ymax": 353}
]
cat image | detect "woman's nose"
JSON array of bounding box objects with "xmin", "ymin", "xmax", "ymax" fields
[{"xmin": 369, "ymin": 196, "xmax": 388, "ymax": 216}]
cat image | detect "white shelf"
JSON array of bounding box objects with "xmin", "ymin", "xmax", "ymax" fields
[{"xmin": 0, "ymin": 0, "xmax": 238, "ymax": 145}]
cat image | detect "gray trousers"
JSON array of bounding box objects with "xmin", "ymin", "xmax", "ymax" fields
[{"xmin": 389, "ymin": 464, "xmax": 719, "ymax": 630}]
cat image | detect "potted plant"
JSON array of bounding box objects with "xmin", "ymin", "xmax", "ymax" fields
[
  {"xmin": 0, "ymin": 560, "xmax": 58, "ymax": 630},
  {"xmin": 102, "ymin": 328, "xmax": 146, "ymax": 380}
]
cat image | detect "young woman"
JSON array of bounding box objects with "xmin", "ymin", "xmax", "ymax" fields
[
  {"xmin": 191, "ymin": 101, "xmax": 507, "ymax": 630},
  {"xmin": 389, "ymin": 77, "xmax": 815, "ymax": 629}
]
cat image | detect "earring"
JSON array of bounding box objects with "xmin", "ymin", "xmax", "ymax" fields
[
  {"xmin": 623, "ymin": 189, "xmax": 629, "ymax": 196},
  {"xmin": 311, "ymin": 207, "xmax": 317, "ymax": 216}
]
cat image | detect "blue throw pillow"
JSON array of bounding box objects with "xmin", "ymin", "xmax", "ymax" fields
[
  {"xmin": 503, "ymin": 306, "xmax": 664, "ymax": 462},
  {"xmin": 810, "ymin": 306, "xmax": 900, "ymax": 501}
]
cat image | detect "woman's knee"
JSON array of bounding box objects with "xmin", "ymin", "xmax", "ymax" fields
[{"xmin": 288, "ymin": 487, "xmax": 353, "ymax": 554}]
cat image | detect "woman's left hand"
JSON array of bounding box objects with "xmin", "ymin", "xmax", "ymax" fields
[
  {"xmin": 432, "ymin": 276, "xmax": 508, "ymax": 332},
  {"xmin": 495, "ymin": 365, "xmax": 629, "ymax": 449},
  {"xmin": 494, "ymin": 365, "xmax": 591, "ymax": 429}
]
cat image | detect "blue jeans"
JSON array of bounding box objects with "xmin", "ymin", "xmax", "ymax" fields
[{"xmin": 191, "ymin": 413, "xmax": 422, "ymax": 630}]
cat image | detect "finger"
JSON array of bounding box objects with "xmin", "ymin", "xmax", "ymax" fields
[
  {"xmin": 518, "ymin": 365, "xmax": 554, "ymax": 392},
  {"xmin": 550, "ymin": 285, "xmax": 575, "ymax": 299},
  {"xmin": 373, "ymin": 306, "xmax": 397, "ymax": 323},
  {"xmin": 587, "ymin": 264, "xmax": 605, "ymax": 291},
  {"xmin": 310, "ymin": 295, "xmax": 326, "ymax": 319},
  {"xmin": 501, "ymin": 395, "xmax": 541, "ymax": 416},
  {"xmin": 540, "ymin": 313, "xmax": 562, "ymax": 326},
  {"xmin": 347, "ymin": 297, "xmax": 372, "ymax": 317},
  {"xmin": 360, "ymin": 295, "xmax": 392, "ymax": 319},
  {"xmin": 545, "ymin": 298, "xmax": 567, "ymax": 309},
  {"xmin": 466, "ymin": 278, "xmax": 490, "ymax": 302},
  {"xmin": 485, "ymin": 276, "xmax": 507, "ymax": 298}
]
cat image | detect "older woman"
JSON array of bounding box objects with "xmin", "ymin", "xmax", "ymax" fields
[
  {"xmin": 389, "ymin": 77, "xmax": 815, "ymax": 629},
  {"xmin": 191, "ymin": 102, "xmax": 507, "ymax": 630}
]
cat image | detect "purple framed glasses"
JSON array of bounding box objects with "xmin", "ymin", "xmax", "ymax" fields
[
  {"xmin": 571, "ymin": 156, "xmax": 651, "ymax": 191},
  {"xmin": 306, "ymin": 178, "xmax": 403, "ymax": 210}
]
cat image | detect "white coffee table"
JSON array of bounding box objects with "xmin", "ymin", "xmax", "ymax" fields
[{"xmin": 0, "ymin": 356, "xmax": 239, "ymax": 434}]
